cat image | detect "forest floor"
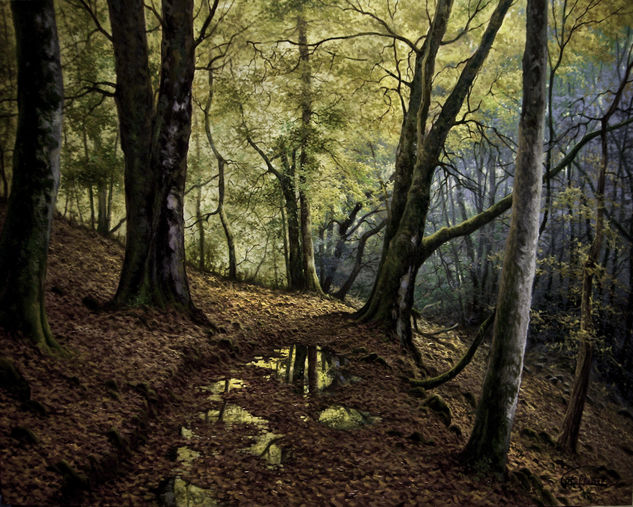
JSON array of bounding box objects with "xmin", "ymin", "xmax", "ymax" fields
[{"xmin": 1, "ymin": 209, "xmax": 632, "ymax": 506}]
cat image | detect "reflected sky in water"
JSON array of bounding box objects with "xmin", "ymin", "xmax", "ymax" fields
[{"xmin": 318, "ymin": 405, "xmax": 381, "ymax": 430}]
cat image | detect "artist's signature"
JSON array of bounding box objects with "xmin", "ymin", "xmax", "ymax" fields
[{"xmin": 560, "ymin": 466, "xmax": 617, "ymax": 490}]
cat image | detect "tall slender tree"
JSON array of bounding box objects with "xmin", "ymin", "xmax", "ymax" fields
[
  {"xmin": 0, "ymin": 0, "xmax": 63, "ymax": 352},
  {"xmin": 462, "ymin": 0, "xmax": 547, "ymax": 472}
]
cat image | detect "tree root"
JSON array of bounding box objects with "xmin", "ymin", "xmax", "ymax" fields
[{"xmin": 410, "ymin": 311, "xmax": 495, "ymax": 390}]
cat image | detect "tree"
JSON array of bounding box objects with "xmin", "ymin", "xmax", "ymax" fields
[
  {"xmin": 461, "ymin": 0, "xmax": 547, "ymax": 472},
  {"xmin": 0, "ymin": 0, "xmax": 63, "ymax": 352},
  {"xmin": 557, "ymin": 52, "xmax": 633, "ymax": 453},
  {"xmin": 357, "ymin": 0, "xmax": 513, "ymax": 360},
  {"xmin": 106, "ymin": 0, "xmax": 197, "ymax": 311},
  {"xmin": 201, "ymin": 68, "xmax": 237, "ymax": 280}
]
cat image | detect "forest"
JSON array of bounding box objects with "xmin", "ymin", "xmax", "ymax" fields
[{"xmin": 0, "ymin": 0, "xmax": 632, "ymax": 505}]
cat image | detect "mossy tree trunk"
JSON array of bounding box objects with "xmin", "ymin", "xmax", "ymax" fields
[
  {"xmin": 108, "ymin": 0, "xmax": 196, "ymax": 310},
  {"xmin": 461, "ymin": 0, "xmax": 547, "ymax": 473},
  {"xmin": 358, "ymin": 0, "xmax": 512, "ymax": 358},
  {"xmin": 0, "ymin": 0, "xmax": 63, "ymax": 353},
  {"xmin": 297, "ymin": 12, "xmax": 323, "ymax": 295}
]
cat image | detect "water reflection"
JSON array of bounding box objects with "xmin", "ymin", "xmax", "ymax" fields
[
  {"xmin": 200, "ymin": 403, "xmax": 268, "ymax": 427},
  {"xmin": 177, "ymin": 446, "xmax": 200, "ymax": 467},
  {"xmin": 159, "ymin": 476, "xmax": 218, "ymax": 507},
  {"xmin": 318, "ymin": 405, "xmax": 381, "ymax": 430},
  {"xmin": 249, "ymin": 345, "xmax": 357, "ymax": 394},
  {"xmin": 249, "ymin": 430, "xmax": 284, "ymax": 465},
  {"xmin": 197, "ymin": 378, "xmax": 245, "ymax": 402},
  {"xmin": 198, "ymin": 399, "xmax": 285, "ymax": 466}
]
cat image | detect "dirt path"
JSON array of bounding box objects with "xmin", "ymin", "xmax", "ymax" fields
[
  {"xmin": 1, "ymin": 213, "xmax": 631, "ymax": 506},
  {"xmin": 87, "ymin": 311, "xmax": 530, "ymax": 506}
]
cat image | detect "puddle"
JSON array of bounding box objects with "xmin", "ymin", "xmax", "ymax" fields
[
  {"xmin": 163, "ymin": 377, "xmax": 287, "ymax": 503},
  {"xmin": 197, "ymin": 378, "xmax": 245, "ymax": 402},
  {"xmin": 198, "ymin": 399, "xmax": 285, "ymax": 466},
  {"xmin": 158, "ymin": 476, "xmax": 218, "ymax": 507},
  {"xmin": 249, "ymin": 344, "xmax": 358, "ymax": 394},
  {"xmin": 200, "ymin": 402, "xmax": 268, "ymax": 427},
  {"xmin": 248, "ymin": 430, "xmax": 284, "ymax": 465},
  {"xmin": 317, "ymin": 405, "xmax": 381, "ymax": 430}
]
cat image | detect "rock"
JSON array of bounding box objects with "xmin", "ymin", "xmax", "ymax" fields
[
  {"xmin": 360, "ymin": 353, "xmax": 390, "ymax": 368},
  {"xmin": 105, "ymin": 379, "xmax": 119, "ymax": 392},
  {"xmin": 105, "ymin": 379, "xmax": 120, "ymax": 400},
  {"xmin": 81, "ymin": 295, "xmax": 100, "ymax": 311},
  {"xmin": 448, "ymin": 424, "xmax": 462, "ymax": 437},
  {"xmin": 106, "ymin": 428, "xmax": 131, "ymax": 455},
  {"xmin": 617, "ymin": 408, "xmax": 633, "ymax": 422},
  {"xmin": 520, "ymin": 427, "xmax": 539, "ymax": 440},
  {"xmin": 53, "ymin": 460, "xmax": 89, "ymax": 498},
  {"xmin": 538, "ymin": 430, "xmax": 555, "ymax": 447},
  {"xmin": 407, "ymin": 431, "xmax": 425, "ymax": 444},
  {"xmin": 619, "ymin": 444, "xmax": 633, "ymax": 456},
  {"xmin": 218, "ymin": 337, "xmax": 238, "ymax": 353}
]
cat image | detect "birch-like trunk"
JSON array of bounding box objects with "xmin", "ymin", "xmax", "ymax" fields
[{"xmin": 462, "ymin": 0, "xmax": 547, "ymax": 472}]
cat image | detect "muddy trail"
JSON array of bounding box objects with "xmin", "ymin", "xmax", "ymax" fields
[{"xmin": 1, "ymin": 211, "xmax": 632, "ymax": 506}]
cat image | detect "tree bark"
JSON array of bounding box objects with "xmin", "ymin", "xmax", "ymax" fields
[
  {"xmin": 297, "ymin": 12, "xmax": 323, "ymax": 295},
  {"xmin": 0, "ymin": 0, "xmax": 63, "ymax": 353},
  {"xmin": 462, "ymin": 0, "xmax": 547, "ymax": 473},
  {"xmin": 108, "ymin": 0, "xmax": 196, "ymax": 311},
  {"xmin": 150, "ymin": 0, "xmax": 196, "ymax": 307},
  {"xmin": 322, "ymin": 203, "xmax": 362, "ymax": 293},
  {"xmin": 203, "ymin": 69, "xmax": 237, "ymax": 280},
  {"xmin": 247, "ymin": 136, "xmax": 305, "ymax": 289}
]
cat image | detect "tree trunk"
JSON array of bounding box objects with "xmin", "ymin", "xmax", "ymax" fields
[
  {"xmin": 96, "ymin": 181, "xmax": 110, "ymax": 235},
  {"xmin": 334, "ymin": 220, "xmax": 385, "ymax": 301},
  {"xmin": 150, "ymin": 0, "xmax": 195, "ymax": 307},
  {"xmin": 0, "ymin": 0, "xmax": 63, "ymax": 353},
  {"xmin": 246, "ymin": 136, "xmax": 306, "ymax": 289},
  {"xmin": 0, "ymin": 144, "xmax": 8, "ymax": 201},
  {"xmin": 107, "ymin": 0, "xmax": 157, "ymax": 304},
  {"xmin": 283, "ymin": 175, "xmax": 304, "ymax": 289},
  {"xmin": 358, "ymin": 0, "xmax": 512, "ymax": 358},
  {"xmin": 557, "ymin": 49, "xmax": 633, "ymax": 454},
  {"xmin": 196, "ymin": 185, "xmax": 205, "ymax": 271},
  {"xmin": 461, "ymin": 0, "xmax": 547, "ymax": 473},
  {"xmin": 299, "ymin": 189, "xmax": 322, "ymax": 293},
  {"xmin": 323, "ymin": 204, "xmax": 362, "ymax": 293},
  {"xmin": 203, "ymin": 69, "xmax": 237, "ymax": 280},
  {"xmin": 297, "ymin": 12, "xmax": 323, "ymax": 295},
  {"xmin": 108, "ymin": 0, "xmax": 196, "ymax": 311}
]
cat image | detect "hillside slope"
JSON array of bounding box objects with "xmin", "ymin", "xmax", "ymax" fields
[{"xmin": 0, "ymin": 210, "xmax": 632, "ymax": 506}]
